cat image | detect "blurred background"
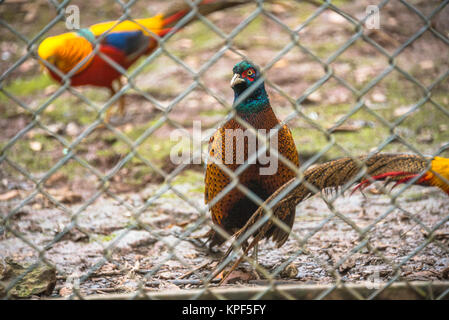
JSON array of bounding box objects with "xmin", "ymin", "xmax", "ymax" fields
[{"xmin": 0, "ymin": 0, "xmax": 448, "ymax": 298}]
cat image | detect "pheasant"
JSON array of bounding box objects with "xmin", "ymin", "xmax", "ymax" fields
[
  {"xmin": 37, "ymin": 0, "xmax": 256, "ymax": 123},
  {"xmin": 217, "ymin": 153, "xmax": 449, "ymax": 283},
  {"xmin": 204, "ymin": 60, "xmax": 300, "ymax": 251}
]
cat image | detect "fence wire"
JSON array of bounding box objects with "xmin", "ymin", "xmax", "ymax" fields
[{"xmin": 0, "ymin": 0, "xmax": 449, "ymax": 300}]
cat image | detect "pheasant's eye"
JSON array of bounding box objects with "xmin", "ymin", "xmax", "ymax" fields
[{"xmin": 246, "ymin": 69, "xmax": 254, "ymax": 76}]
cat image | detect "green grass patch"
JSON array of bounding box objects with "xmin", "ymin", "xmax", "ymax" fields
[
  {"xmin": 199, "ymin": 108, "xmax": 229, "ymax": 117},
  {"xmin": 1, "ymin": 133, "xmax": 59, "ymax": 173},
  {"xmin": 40, "ymin": 95, "xmax": 99, "ymax": 126},
  {"xmin": 0, "ymin": 74, "xmax": 53, "ymax": 102},
  {"xmin": 291, "ymin": 75, "xmax": 449, "ymax": 160},
  {"xmin": 171, "ymin": 170, "xmax": 203, "ymax": 187}
]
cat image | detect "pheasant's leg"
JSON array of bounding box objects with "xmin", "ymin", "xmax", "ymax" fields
[
  {"xmin": 103, "ymin": 80, "xmax": 125, "ymax": 125},
  {"xmin": 95, "ymin": 89, "xmax": 114, "ymax": 129},
  {"xmin": 252, "ymin": 243, "xmax": 261, "ymax": 280},
  {"xmin": 252, "ymin": 243, "xmax": 258, "ymax": 262},
  {"xmin": 103, "ymin": 86, "xmax": 117, "ymax": 125},
  {"xmin": 117, "ymin": 77, "xmax": 126, "ymax": 117},
  {"xmin": 219, "ymin": 235, "xmax": 261, "ymax": 285},
  {"xmin": 104, "ymin": 107, "xmax": 113, "ymax": 125},
  {"xmin": 118, "ymin": 94, "xmax": 126, "ymax": 117}
]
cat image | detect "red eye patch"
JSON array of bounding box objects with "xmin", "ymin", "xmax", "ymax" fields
[{"xmin": 242, "ymin": 68, "xmax": 255, "ymax": 81}]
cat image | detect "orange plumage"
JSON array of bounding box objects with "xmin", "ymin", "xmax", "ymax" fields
[{"xmin": 421, "ymin": 157, "xmax": 449, "ymax": 194}]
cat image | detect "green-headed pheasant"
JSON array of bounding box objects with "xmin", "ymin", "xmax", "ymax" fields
[{"xmin": 204, "ymin": 60, "xmax": 300, "ymax": 249}]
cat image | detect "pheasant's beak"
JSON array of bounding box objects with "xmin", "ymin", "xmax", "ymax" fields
[{"xmin": 230, "ymin": 73, "xmax": 245, "ymax": 88}]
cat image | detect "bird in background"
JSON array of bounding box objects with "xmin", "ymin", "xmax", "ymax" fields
[
  {"xmin": 204, "ymin": 60, "xmax": 300, "ymax": 256},
  {"xmin": 37, "ymin": 0, "xmax": 258, "ymax": 124},
  {"xmin": 216, "ymin": 153, "xmax": 449, "ymax": 284}
]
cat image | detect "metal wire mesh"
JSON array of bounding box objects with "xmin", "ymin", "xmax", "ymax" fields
[{"xmin": 0, "ymin": 0, "xmax": 448, "ymax": 299}]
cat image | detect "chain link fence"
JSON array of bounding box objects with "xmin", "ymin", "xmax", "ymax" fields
[{"xmin": 1, "ymin": 0, "xmax": 449, "ymax": 299}]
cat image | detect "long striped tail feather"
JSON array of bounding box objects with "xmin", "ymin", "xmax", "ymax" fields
[{"xmin": 216, "ymin": 153, "xmax": 449, "ymax": 284}]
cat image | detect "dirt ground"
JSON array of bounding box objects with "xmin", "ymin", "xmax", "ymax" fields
[
  {"xmin": 0, "ymin": 0, "xmax": 448, "ymax": 298},
  {"xmin": 1, "ymin": 184, "xmax": 448, "ymax": 297}
]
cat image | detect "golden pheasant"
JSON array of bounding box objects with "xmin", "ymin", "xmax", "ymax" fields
[
  {"xmin": 37, "ymin": 0, "xmax": 256, "ymax": 123},
  {"xmin": 205, "ymin": 60, "xmax": 300, "ymax": 249},
  {"xmin": 217, "ymin": 153, "xmax": 449, "ymax": 283}
]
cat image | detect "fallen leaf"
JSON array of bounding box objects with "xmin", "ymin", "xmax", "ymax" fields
[
  {"xmin": 220, "ymin": 269, "xmax": 256, "ymax": 285},
  {"xmin": 44, "ymin": 85, "xmax": 58, "ymax": 96},
  {"xmin": 338, "ymin": 254, "xmax": 360, "ymax": 273},
  {"xmin": 328, "ymin": 120, "xmax": 373, "ymax": 133},
  {"xmin": 327, "ymin": 11, "xmax": 347, "ymax": 24},
  {"xmin": 422, "ymin": 229, "xmax": 449, "ymax": 240},
  {"xmin": 29, "ymin": 141, "xmax": 42, "ymax": 151},
  {"xmin": 61, "ymin": 227, "xmax": 88, "ymax": 242},
  {"xmin": 273, "ymin": 58, "xmax": 288, "ymax": 69},
  {"xmin": 374, "ymin": 242, "xmax": 389, "ymax": 251},
  {"xmin": 44, "ymin": 172, "xmax": 68, "ymax": 187},
  {"xmin": 407, "ymin": 270, "xmax": 438, "ymax": 281},
  {"xmin": 0, "ymin": 190, "xmax": 20, "ymax": 201},
  {"xmin": 270, "ymin": 3, "xmax": 287, "ymax": 15},
  {"xmin": 327, "ymin": 89, "xmax": 350, "ymax": 104},
  {"xmin": 366, "ymin": 186, "xmax": 385, "ymax": 195},
  {"xmin": 177, "ymin": 38, "xmax": 193, "ymax": 50},
  {"xmin": 304, "ymin": 91, "xmax": 322, "ymax": 104},
  {"xmin": 214, "ymin": 270, "xmax": 225, "ymax": 282},
  {"xmin": 49, "ymin": 188, "xmax": 82, "ymax": 204},
  {"xmin": 419, "ymin": 60, "xmax": 434, "ymax": 70},
  {"xmin": 416, "ymin": 129, "xmax": 433, "ymax": 144},
  {"xmin": 280, "ymin": 263, "xmax": 298, "ymax": 278},
  {"xmin": 365, "ymin": 29, "xmax": 401, "ymax": 47},
  {"xmin": 176, "ymin": 220, "xmax": 191, "ymax": 228},
  {"xmin": 394, "ymin": 105, "xmax": 414, "ymax": 117},
  {"xmin": 23, "ymin": 2, "xmax": 40, "ymax": 23},
  {"xmin": 18, "ymin": 59, "xmax": 36, "ymax": 73},
  {"xmin": 59, "ymin": 286, "xmax": 72, "ymax": 297},
  {"xmin": 57, "ymin": 192, "xmax": 82, "ymax": 204},
  {"xmin": 442, "ymin": 266, "xmax": 449, "ymax": 279},
  {"xmin": 355, "ymin": 66, "xmax": 374, "ymax": 84},
  {"xmin": 66, "ymin": 122, "xmax": 80, "ymax": 136},
  {"xmin": 371, "ymin": 92, "xmax": 386, "ymax": 103},
  {"xmin": 46, "ymin": 123, "xmax": 64, "ymax": 135}
]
